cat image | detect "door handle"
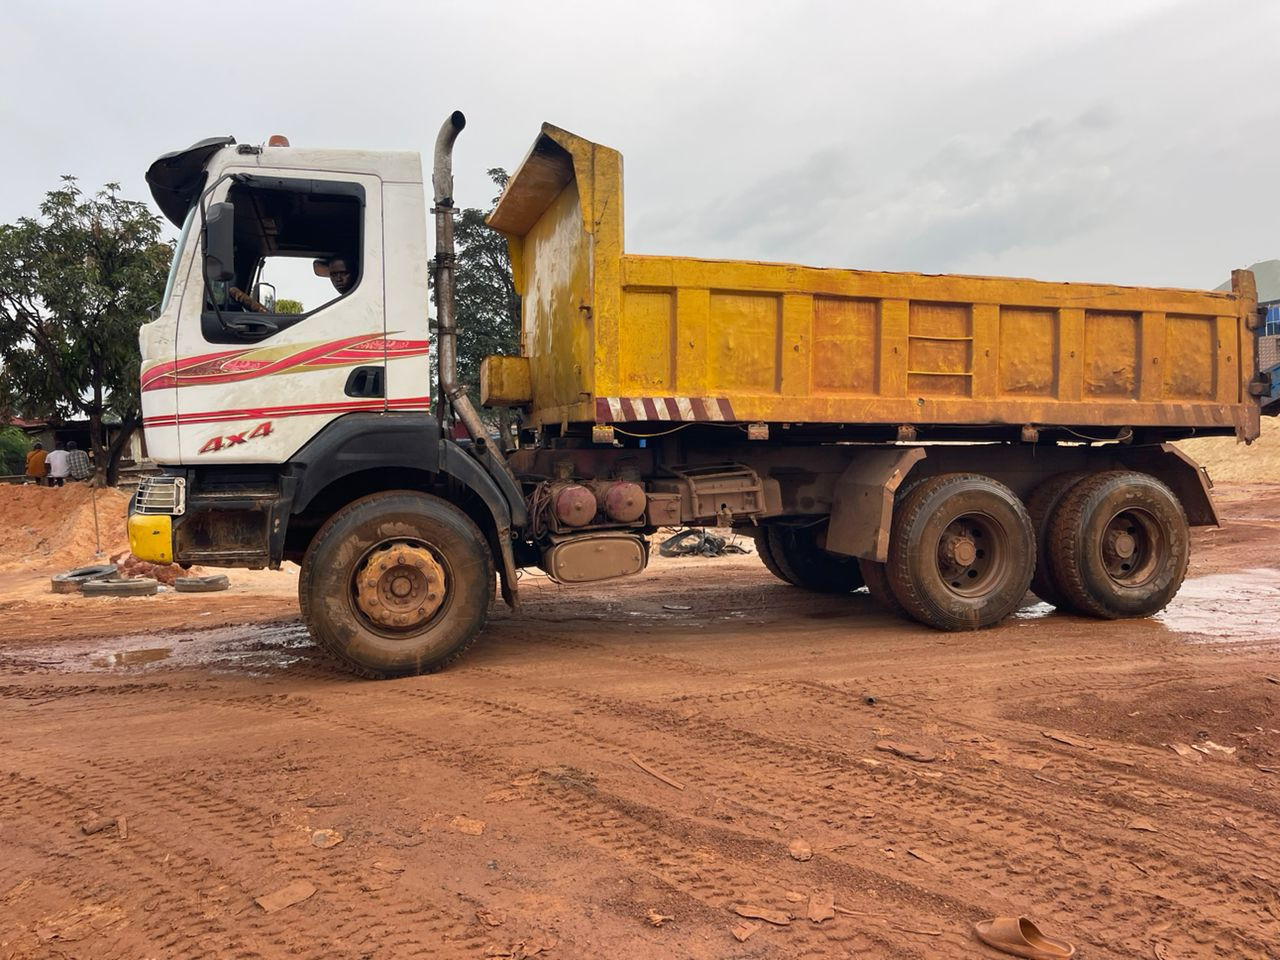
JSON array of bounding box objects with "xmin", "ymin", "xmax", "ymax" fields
[{"xmin": 344, "ymin": 366, "xmax": 385, "ymax": 398}]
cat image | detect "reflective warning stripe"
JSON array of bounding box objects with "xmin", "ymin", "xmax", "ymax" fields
[{"xmin": 593, "ymin": 397, "xmax": 737, "ymax": 423}]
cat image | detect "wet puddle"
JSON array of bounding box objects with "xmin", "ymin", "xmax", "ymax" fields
[
  {"xmin": 4, "ymin": 569, "xmax": 1278, "ymax": 675},
  {"xmin": 11, "ymin": 622, "xmax": 315, "ymax": 675},
  {"xmin": 1155, "ymin": 568, "xmax": 1280, "ymax": 644}
]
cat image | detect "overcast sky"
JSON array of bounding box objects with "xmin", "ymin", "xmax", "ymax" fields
[{"xmin": 4, "ymin": 0, "xmax": 1277, "ymax": 290}]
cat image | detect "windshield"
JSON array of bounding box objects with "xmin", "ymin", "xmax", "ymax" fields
[{"xmin": 160, "ymin": 205, "xmax": 197, "ymax": 313}]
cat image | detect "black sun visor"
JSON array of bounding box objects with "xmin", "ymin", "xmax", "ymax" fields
[{"xmin": 145, "ymin": 136, "xmax": 236, "ymax": 225}]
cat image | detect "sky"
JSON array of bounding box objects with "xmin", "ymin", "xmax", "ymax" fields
[{"xmin": 3, "ymin": 0, "xmax": 1278, "ymax": 290}]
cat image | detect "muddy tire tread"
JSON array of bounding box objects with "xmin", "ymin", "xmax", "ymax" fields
[
  {"xmin": 754, "ymin": 528, "xmax": 795, "ymax": 585},
  {"xmin": 1048, "ymin": 470, "xmax": 1188, "ymax": 620},
  {"xmin": 299, "ymin": 490, "xmax": 493, "ymax": 679},
  {"xmin": 766, "ymin": 525, "xmax": 865, "ymax": 593},
  {"xmin": 859, "ymin": 558, "xmax": 908, "ymax": 618},
  {"xmin": 887, "ymin": 473, "xmax": 1034, "ymax": 631},
  {"xmin": 1025, "ymin": 471, "xmax": 1090, "ymax": 609}
]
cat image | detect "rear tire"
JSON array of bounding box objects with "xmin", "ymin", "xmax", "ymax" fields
[
  {"xmin": 1024, "ymin": 471, "xmax": 1089, "ymax": 609},
  {"xmin": 299, "ymin": 491, "xmax": 493, "ymax": 679},
  {"xmin": 859, "ymin": 558, "xmax": 908, "ymax": 618},
  {"xmin": 886, "ymin": 474, "xmax": 1035, "ymax": 631},
  {"xmin": 766, "ymin": 524, "xmax": 865, "ymax": 593},
  {"xmin": 1047, "ymin": 471, "xmax": 1188, "ymax": 619},
  {"xmin": 754, "ymin": 528, "xmax": 796, "ymax": 586}
]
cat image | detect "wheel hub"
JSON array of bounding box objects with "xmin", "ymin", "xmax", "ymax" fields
[
  {"xmin": 941, "ymin": 534, "xmax": 978, "ymax": 567},
  {"xmin": 354, "ymin": 542, "xmax": 446, "ymax": 630}
]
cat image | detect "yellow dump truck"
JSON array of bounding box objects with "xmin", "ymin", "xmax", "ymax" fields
[{"xmin": 131, "ymin": 112, "xmax": 1271, "ymax": 678}]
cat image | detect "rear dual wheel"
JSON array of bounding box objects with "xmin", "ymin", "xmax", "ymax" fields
[
  {"xmin": 757, "ymin": 523, "xmax": 864, "ymax": 593},
  {"xmin": 1045, "ymin": 471, "xmax": 1188, "ymax": 619},
  {"xmin": 885, "ymin": 474, "xmax": 1035, "ymax": 631}
]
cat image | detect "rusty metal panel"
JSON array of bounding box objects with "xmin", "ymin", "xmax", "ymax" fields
[
  {"xmin": 812, "ymin": 296, "xmax": 877, "ymax": 394},
  {"xmin": 999, "ymin": 307, "xmax": 1057, "ymax": 396},
  {"xmin": 826, "ymin": 447, "xmax": 928, "ymax": 561}
]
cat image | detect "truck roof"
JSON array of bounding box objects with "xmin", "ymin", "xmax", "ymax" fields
[{"xmin": 146, "ymin": 137, "xmax": 423, "ymax": 226}]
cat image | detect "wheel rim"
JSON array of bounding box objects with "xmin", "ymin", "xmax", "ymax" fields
[
  {"xmin": 1099, "ymin": 508, "xmax": 1163, "ymax": 587},
  {"xmin": 352, "ymin": 539, "xmax": 448, "ymax": 632},
  {"xmin": 934, "ymin": 513, "xmax": 1009, "ymax": 598}
]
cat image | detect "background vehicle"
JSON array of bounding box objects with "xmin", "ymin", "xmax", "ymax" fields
[{"xmin": 129, "ymin": 112, "xmax": 1273, "ymax": 678}]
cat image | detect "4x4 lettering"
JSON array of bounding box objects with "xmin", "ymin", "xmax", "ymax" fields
[{"xmin": 197, "ymin": 420, "xmax": 274, "ymax": 455}]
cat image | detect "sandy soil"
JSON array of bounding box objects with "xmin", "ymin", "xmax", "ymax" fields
[{"xmin": 0, "ymin": 486, "xmax": 1278, "ymax": 959}]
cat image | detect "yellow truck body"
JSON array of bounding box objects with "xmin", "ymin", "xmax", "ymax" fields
[{"xmin": 488, "ymin": 124, "xmax": 1259, "ymax": 441}]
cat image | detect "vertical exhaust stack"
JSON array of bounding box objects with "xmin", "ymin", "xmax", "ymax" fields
[{"xmin": 432, "ymin": 110, "xmax": 512, "ymax": 472}]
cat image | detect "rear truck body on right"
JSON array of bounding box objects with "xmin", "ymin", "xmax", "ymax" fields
[{"xmin": 129, "ymin": 114, "xmax": 1274, "ymax": 678}]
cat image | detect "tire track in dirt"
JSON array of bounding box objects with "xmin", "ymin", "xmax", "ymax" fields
[
  {"xmin": 3, "ymin": 753, "xmax": 489, "ymax": 960},
  {"xmin": 388, "ymin": 673, "xmax": 1278, "ymax": 960},
  {"xmin": 2, "ymin": 772, "xmax": 313, "ymax": 960},
  {"xmin": 86, "ymin": 684, "xmax": 956, "ymax": 957}
]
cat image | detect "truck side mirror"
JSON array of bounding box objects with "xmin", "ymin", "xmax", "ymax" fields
[{"xmin": 203, "ymin": 202, "xmax": 235, "ymax": 283}]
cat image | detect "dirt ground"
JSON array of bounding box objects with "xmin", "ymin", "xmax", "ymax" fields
[{"xmin": 1, "ymin": 482, "xmax": 1279, "ymax": 959}]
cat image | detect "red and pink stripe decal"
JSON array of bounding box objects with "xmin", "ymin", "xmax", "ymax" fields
[{"xmin": 144, "ymin": 396, "xmax": 431, "ymax": 429}]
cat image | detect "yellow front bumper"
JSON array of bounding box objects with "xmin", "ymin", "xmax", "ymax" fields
[{"xmin": 127, "ymin": 513, "xmax": 173, "ymax": 564}]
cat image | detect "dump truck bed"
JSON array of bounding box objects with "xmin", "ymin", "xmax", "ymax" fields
[{"xmin": 487, "ymin": 125, "xmax": 1261, "ymax": 441}]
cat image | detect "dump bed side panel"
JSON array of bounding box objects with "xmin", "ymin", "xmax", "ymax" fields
[{"xmin": 605, "ymin": 255, "xmax": 1257, "ymax": 438}]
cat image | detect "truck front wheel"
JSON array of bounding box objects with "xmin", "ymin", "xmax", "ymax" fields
[
  {"xmin": 886, "ymin": 474, "xmax": 1035, "ymax": 631},
  {"xmin": 299, "ymin": 491, "xmax": 494, "ymax": 678},
  {"xmin": 1047, "ymin": 471, "xmax": 1188, "ymax": 619}
]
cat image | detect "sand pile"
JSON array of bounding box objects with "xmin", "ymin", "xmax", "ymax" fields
[
  {"xmin": 1175, "ymin": 416, "xmax": 1280, "ymax": 485},
  {"xmin": 0, "ymin": 483, "xmax": 131, "ymax": 572}
]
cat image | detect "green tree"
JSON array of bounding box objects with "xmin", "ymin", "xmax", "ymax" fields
[
  {"xmin": 0, "ymin": 425, "xmax": 31, "ymax": 476},
  {"xmin": 449, "ymin": 168, "xmax": 520, "ymax": 436},
  {"xmin": 275, "ymin": 298, "xmax": 304, "ymax": 315},
  {"xmin": 0, "ymin": 178, "xmax": 170, "ymax": 484}
]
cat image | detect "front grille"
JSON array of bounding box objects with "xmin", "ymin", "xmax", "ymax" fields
[{"xmin": 135, "ymin": 476, "xmax": 187, "ymax": 516}]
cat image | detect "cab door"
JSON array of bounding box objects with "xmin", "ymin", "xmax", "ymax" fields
[{"xmin": 170, "ymin": 172, "xmax": 389, "ymax": 464}]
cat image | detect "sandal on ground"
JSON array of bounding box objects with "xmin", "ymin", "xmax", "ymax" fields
[{"xmin": 973, "ymin": 917, "xmax": 1076, "ymax": 959}]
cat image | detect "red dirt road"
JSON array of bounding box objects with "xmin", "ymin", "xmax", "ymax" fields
[{"xmin": 1, "ymin": 486, "xmax": 1278, "ymax": 959}]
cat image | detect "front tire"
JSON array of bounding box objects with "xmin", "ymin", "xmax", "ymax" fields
[
  {"xmin": 886, "ymin": 474, "xmax": 1035, "ymax": 631},
  {"xmin": 299, "ymin": 491, "xmax": 493, "ymax": 678},
  {"xmin": 1046, "ymin": 471, "xmax": 1188, "ymax": 619}
]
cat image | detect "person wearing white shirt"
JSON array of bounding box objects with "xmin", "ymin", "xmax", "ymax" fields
[{"xmin": 45, "ymin": 443, "xmax": 70, "ymax": 488}]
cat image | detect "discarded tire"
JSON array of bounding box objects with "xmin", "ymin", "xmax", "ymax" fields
[
  {"xmin": 50, "ymin": 564, "xmax": 118, "ymax": 594},
  {"xmin": 174, "ymin": 574, "xmax": 231, "ymax": 593},
  {"xmin": 82, "ymin": 578, "xmax": 160, "ymax": 597}
]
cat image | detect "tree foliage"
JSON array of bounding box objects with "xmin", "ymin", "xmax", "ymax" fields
[
  {"xmin": 275, "ymin": 297, "xmax": 304, "ymax": 315},
  {"xmin": 0, "ymin": 178, "xmax": 170, "ymax": 484},
  {"xmin": 0, "ymin": 425, "xmax": 30, "ymax": 476},
  {"xmin": 452, "ymin": 168, "xmax": 520, "ymax": 408}
]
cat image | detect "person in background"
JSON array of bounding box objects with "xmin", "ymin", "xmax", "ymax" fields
[
  {"xmin": 25, "ymin": 441, "xmax": 47, "ymax": 485},
  {"xmin": 66, "ymin": 441, "xmax": 92, "ymax": 482},
  {"xmin": 45, "ymin": 441, "xmax": 70, "ymax": 488}
]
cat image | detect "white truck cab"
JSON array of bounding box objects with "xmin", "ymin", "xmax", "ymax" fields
[{"xmin": 139, "ymin": 137, "xmax": 433, "ymax": 465}]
